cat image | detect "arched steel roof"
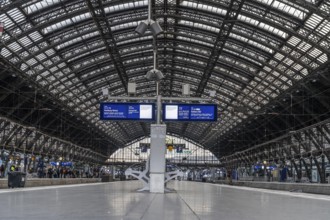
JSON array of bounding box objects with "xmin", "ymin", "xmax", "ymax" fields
[{"xmin": 0, "ymin": 0, "xmax": 330, "ymax": 159}]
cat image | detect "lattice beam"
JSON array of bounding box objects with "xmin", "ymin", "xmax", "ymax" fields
[
  {"xmin": 85, "ymin": 0, "xmax": 128, "ymax": 92},
  {"xmin": 195, "ymin": 0, "xmax": 246, "ymax": 96}
]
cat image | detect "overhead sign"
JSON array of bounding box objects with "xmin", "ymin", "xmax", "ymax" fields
[
  {"xmin": 140, "ymin": 143, "xmax": 150, "ymax": 153},
  {"xmin": 139, "ymin": 143, "xmax": 186, "ymax": 150},
  {"xmin": 183, "ymin": 149, "xmax": 192, "ymax": 155},
  {"xmin": 50, "ymin": 162, "xmax": 73, "ymax": 167},
  {"xmin": 163, "ymin": 104, "xmax": 217, "ymax": 121},
  {"xmin": 100, "ymin": 103, "xmax": 155, "ymax": 121}
]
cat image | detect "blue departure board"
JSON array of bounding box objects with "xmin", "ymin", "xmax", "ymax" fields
[
  {"xmin": 100, "ymin": 103, "xmax": 155, "ymax": 121},
  {"xmin": 163, "ymin": 104, "xmax": 217, "ymax": 121}
]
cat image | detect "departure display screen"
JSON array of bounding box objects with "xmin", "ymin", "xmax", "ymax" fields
[
  {"xmin": 100, "ymin": 103, "xmax": 155, "ymax": 121},
  {"xmin": 163, "ymin": 104, "xmax": 217, "ymax": 121}
]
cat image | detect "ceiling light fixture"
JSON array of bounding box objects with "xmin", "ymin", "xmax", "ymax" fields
[{"xmin": 135, "ymin": 0, "xmax": 163, "ymax": 36}]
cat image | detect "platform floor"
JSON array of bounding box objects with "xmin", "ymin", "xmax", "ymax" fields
[{"xmin": 0, "ymin": 181, "xmax": 330, "ymax": 220}]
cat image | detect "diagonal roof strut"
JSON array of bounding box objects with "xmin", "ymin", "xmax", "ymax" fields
[
  {"xmin": 195, "ymin": 0, "xmax": 246, "ymax": 97},
  {"xmin": 86, "ymin": 0, "xmax": 129, "ymax": 92}
]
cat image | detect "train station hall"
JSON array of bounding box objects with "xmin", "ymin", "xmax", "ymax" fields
[{"xmin": 1, "ymin": 0, "xmax": 330, "ymax": 219}]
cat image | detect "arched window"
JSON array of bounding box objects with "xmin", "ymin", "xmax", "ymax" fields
[{"xmin": 107, "ymin": 135, "xmax": 220, "ymax": 165}]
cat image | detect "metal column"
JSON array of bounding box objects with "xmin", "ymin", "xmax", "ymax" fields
[{"xmin": 149, "ymin": 124, "xmax": 166, "ymax": 193}]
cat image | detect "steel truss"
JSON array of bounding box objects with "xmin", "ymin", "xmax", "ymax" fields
[
  {"xmin": 85, "ymin": 0, "xmax": 128, "ymax": 92},
  {"xmin": 195, "ymin": 0, "xmax": 245, "ymax": 96},
  {"xmin": 0, "ymin": 116, "xmax": 107, "ymax": 164},
  {"xmin": 221, "ymin": 118, "xmax": 330, "ymax": 183},
  {"xmin": 0, "ymin": 0, "xmax": 330, "ymax": 158}
]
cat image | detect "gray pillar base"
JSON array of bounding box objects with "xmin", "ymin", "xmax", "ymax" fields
[{"xmin": 150, "ymin": 173, "xmax": 165, "ymax": 193}]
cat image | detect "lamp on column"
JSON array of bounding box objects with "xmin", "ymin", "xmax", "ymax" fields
[
  {"xmin": 135, "ymin": 20, "xmax": 149, "ymax": 36},
  {"xmin": 145, "ymin": 69, "xmax": 164, "ymax": 81},
  {"xmin": 149, "ymin": 20, "xmax": 163, "ymax": 35},
  {"xmin": 135, "ymin": 19, "xmax": 163, "ymax": 36}
]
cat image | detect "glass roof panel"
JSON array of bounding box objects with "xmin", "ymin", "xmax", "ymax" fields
[
  {"xmin": 111, "ymin": 21, "xmax": 138, "ymax": 32},
  {"xmin": 68, "ymin": 47, "xmax": 105, "ymax": 63},
  {"xmin": 105, "ymin": 0, "xmax": 147, "ymax": 13},
  {"xmin": 28, "ymin": 31, "xmax": 43, "ymax": 41},
  {"xmin": 271, "ymin": 0, "xmax": 307, "ymax": 19},
  {"xmin": 238, "ymin": 14, "xmax": 259, "ymax": 26},
  {"xmin": 175, "ymin": 65, "xmax": 203, "ymax": 75},
  {"xmin": 0, "ymin": 14, "xmax": 14, "ymax": 30},
  {"xmin": 175, "ymin": 54, "xmax": 206, "ymax": 66},
  {"xmin": 282, "ymin": 57, "xmax": 294, "ymax": 66},
  {"xmin": 297, "ymin": 41, "xmax": 312, "ymax": 52},
  {"xmin": 318, "ymin": 53, "xmax": 328, "ymax": 63},
  {"xmin": 176, "ymin": 44, "xmax": 209, "ymax": 56},
  {"xmin": 43, "ymin": 13, "xmax": 90, "ymax": 34},
  {"xmin": 255, "ymin": 0, "xmax": 309, "ymax": 16},
  {"xmin": 177, "ymin": 36, "xmax": 214, "ymax": 47},
  {"xmin": 7, "ymin": 42, "xmax": 22, "ymax": 52},
  {"xmin": 117, "ymin": 35, "xmax": 153, "ymax": 46},
  {"xmin": 18, "ymin": 36, "xmax": 33, "ymax": 47},
  {"xmin": 179, "ymin": 20, "xmax": 219, "ymax": 33},
  {"xmin": 230, "ymin": 33, "xmax": 273, "ymax": 54},
  {"xmin": 308, "ymin": 48, "xmax": 323, "ymax": 58},
  {"xmin": 7, "ymin": 8, "xmax": 25, "ymax": 23},
  {"xmin": 182, "ymin": 1, "xmax": 227, "ymax": 15},
  {"xmin": 36, "ymin": 53, "xmax": 47, "ymax": 61},
  {"xmin": 224, "ymin": 48, "xmax": 262, "ymax": 66},
  {"xmin": 316, "ymin": 20, "xmax": 330, "ymax": 36},
  {"xmin": 257, "ymin": 22, "xmax": 288, "ymax": 38},
  {"xmin": 1, "ymin": 47, "xmax": 12, "ymax": 58},
  {"xmin": 274, "ymin": 52, "xmax": 285, "ymax": 60},
  {"xmin": 300, "ymin": 68, "xmax": 309, "ymax": 76},
  {"xmin": 237, "ymin": 13, "xmax": 289, "ymax": 38},
  {"xmin": 24, "ymin": 0, "xmax": 61, "ymax": 14},
  {"xmin": 305, "ymin": 14, "xmax": 323, "ymax": 30}
]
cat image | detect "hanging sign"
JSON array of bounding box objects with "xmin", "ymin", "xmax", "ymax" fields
[
  {"xmin": 163, "ymin": 104, "xmax": 217, "ymax": 121},
  {"xmin": 100, "ymin": 103, "xmax": 155, "ymax": 121}
]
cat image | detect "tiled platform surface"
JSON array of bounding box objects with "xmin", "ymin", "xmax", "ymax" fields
[
  {"xmin": 0, "ymin": 178, "xmax": 101, "ymax": 189},
  {"xmin": 0, "ymin": 180, "xmax": 329, "ymax": 220},
  {"xmin": 215, "ymin": 179, "xmax": 330, "ymax": 195}
]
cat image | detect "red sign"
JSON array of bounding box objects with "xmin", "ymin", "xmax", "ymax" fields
[{"xmin": 0, "ymin": 22, "xmax": 4, "ymax": 37}]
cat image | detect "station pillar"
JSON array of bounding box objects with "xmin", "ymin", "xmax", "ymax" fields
[{"xmin": 149, "ymin": 124, "xmax": 167, "ymax": 193}]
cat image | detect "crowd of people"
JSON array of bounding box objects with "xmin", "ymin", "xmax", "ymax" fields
[
  {"xmin": 0, "ymin": 162, "xmax": 102, "ymax": 179},
  {"xmin": 35, "ymin": 167, "xmax": 101, "ymax": 179}
]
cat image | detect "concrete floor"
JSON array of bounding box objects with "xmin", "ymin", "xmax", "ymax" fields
[{"xmin": 0, "ymin": 181, "xmax": 329, "ymax": 220}]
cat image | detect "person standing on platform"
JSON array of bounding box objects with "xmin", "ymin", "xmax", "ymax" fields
[
  {"xmin": 0, "ymin": 164, "xmax": 4, "ymax": 177},
  {"xmin": 227, "ymin": 168, "xmax": 233, "ymax": 185},
  {"xmin": 10, "ymin": 164, "xmax": 15, "ymax": 172},
  {"xmin": 280, "ymin": 166, "xmax": 288, "ymax": 182}
]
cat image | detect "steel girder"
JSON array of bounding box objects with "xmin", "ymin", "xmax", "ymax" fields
[
  {"xmin": 85, "ymin": 0, "xmax": 128, "ymax": 92},
  {"xmin": 195, "ymin": 0, "xmax": 244, "ymax": 96},
  {"xmin": 210, "ymin": 62, "xmax": 330, "ymax": 150},
  {"xmin": 0, "ymin": 116, "xmax": 106, "ymax": 164},
  {"xmin": 0, "ymin": 59, "xmax": 122, "ymax": 153},
  {"xmin": 3, "ymin": 4, "xmax": 320, "ymax": 78},
  {"xmin": 0, "ymin": 0, "xmax": 330, "ymax": 160},
  {"xmin": 3, "ymin": 1, "xmax": 328, "ymax": 69},
  {"xmin": 221, "ymin": 118, "xmax": 330, "ymax": 183},
  {"xmin": 0, "ymin": 10, "xmax": 310, "ymax": 118},
  {"xmin": 59, "ymin": 38, "xmax": 256, "ymax": 86}
]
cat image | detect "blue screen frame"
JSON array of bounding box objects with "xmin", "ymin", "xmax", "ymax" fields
[
  {"xmin": 100, "ymin": 102, "xmax": 156, "ymax": 121},
  {"xmin": 162, "ymin": 103, "xmax": 217, "ymax": 122}
]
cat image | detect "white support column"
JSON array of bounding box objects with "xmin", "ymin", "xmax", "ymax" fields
[{"xmin": 149, "ymin": 124, "xmax": 166, "ymax": 193}]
